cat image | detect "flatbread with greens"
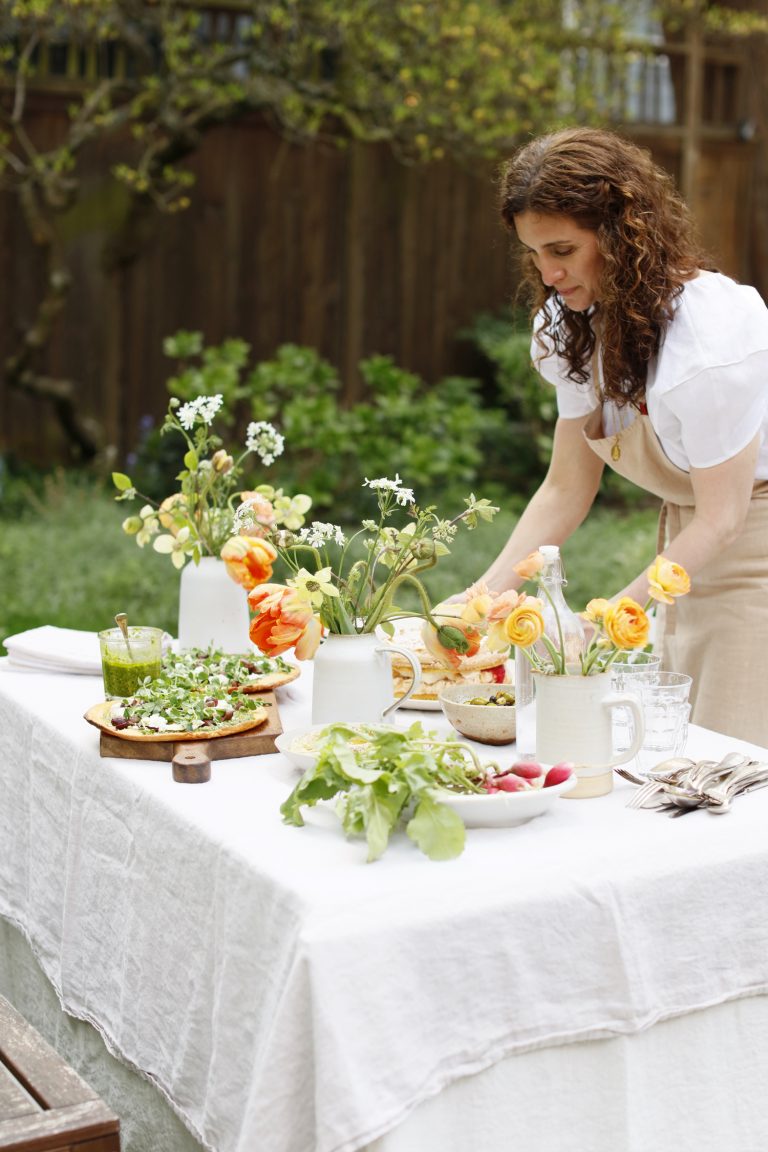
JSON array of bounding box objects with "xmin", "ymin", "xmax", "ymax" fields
[
  {"xmin": 85, "ymin": 659, "xmax": 270, "ymax": 741},
  {"xmin": 163, "ymin": 648, "xmax": 300, "ymax": 692}
]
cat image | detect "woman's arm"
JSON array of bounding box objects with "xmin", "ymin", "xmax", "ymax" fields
[
  {"xmin": 615, "ymin": 433, "xmax": 761, "ymax": 603},
  {"xmin": 479, "ymin": 414, "xmax": 605, "ymax": 593}
]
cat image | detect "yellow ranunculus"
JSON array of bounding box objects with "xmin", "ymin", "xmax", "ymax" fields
[
  {"xmin": 502, "ymin": 597, "xmax": 545, "ymax": 648},
  {"xmin": 582, "ymin": 598, "xmax": 610, "ymax": 624},
  {"xmin": 646, "ymin": 556, "xmax": 691, "ymax": 605},
  {"xmin": 602, "ymin": 598, "xmax": 650, "ymax": 650}
]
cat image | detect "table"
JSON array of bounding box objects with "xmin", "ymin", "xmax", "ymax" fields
[{"xmin": 2, "ymin": 657, "xmax": 768, "ymax": 1152}]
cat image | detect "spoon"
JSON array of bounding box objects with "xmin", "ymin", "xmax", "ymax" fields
[{"xmin": 114, "ymin": 612, "xmax": 135, "ymax": 661}]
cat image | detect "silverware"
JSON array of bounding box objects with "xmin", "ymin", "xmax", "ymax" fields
[
  {"xmin": 703, "ymin": 761, "xmax": 768, "ymax": 813},
  {"xmin": 625, "ymin": 753, "xmax": 768, "ymax": 815}
]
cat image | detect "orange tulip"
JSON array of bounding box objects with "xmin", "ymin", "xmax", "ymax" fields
[
  {"xmin": 221, "ymin": 535, "xmax": 278, "ymax": 590},
  {"xmin": 248, "ymin": 583, "xmax": 323, "ymax": 659}
]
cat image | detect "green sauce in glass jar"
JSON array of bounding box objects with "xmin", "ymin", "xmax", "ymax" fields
[
  {"xmin": 99, "ymin": 626, "xmax": 164, "ymax": 699},
  {"xmin": 101, "ymin": 656, "xmax": 162, "ymax": 698}
]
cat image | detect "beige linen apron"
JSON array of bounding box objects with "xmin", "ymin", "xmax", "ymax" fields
[{"xmin": 583, "ymin": 406, "xmax": 768, "ymax": 745}]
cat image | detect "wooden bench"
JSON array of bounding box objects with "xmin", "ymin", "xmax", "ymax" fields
[{"xmin": 0, "ymin": 994, "xmax": 120, "ymax": 1151}]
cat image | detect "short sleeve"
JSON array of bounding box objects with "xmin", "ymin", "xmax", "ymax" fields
[
  {"xmin": 529, "ymin": 319, "xmax": 597, "ymax": 420},
  {"xmin": 660, "ymin": 352, "xmax": 768, "ymax": 468}
]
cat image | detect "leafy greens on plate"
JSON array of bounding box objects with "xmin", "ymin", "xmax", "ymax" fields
[{"xmin": 280, "ymin": 721, "xmax": 501, "ymax": 862}]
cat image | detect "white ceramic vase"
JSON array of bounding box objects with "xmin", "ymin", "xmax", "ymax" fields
[
  {"xmin": 534, "ymin": 670, "xmax": 645, "ymax": 799},
  {"xmin": 177, "ymin": 557, "xmax": 251, "ymax": 653},
  {"xmin": 311, "ymin": 632, "xmax": 422, "ymax": 725}
]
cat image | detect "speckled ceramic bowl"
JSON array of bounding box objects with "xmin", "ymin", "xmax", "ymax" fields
[{"xmin": 438, "ymin": 682, "xmax": 517, "ymax": 745}]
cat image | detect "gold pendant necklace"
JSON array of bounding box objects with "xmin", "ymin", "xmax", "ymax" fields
[{"xmin": 611, "ymin": 433, "xmax": 622, "ymax": 462}]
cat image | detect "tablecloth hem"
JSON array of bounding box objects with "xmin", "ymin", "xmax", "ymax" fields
[
  {"xmin": 0, "ymin": 908, "xmax": 215, "ymax": 1152},
  {"xmin": 330, "ymin": 982, "xmax": 768, "ymax": 1152}
]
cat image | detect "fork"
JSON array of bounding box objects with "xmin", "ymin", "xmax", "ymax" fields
[{"xmin": 626, "ymin": 777, "xmax": 669, "ymax": 809}]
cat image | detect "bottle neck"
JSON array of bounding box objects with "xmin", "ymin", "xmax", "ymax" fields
[{"xmin": 535, "ymin": 553, "xmax": 585, "ymax": 657}]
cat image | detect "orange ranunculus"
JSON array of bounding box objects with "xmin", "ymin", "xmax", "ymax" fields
[
  {"xmin": 238, "ymin": 491, "xmax": 276, "ymax": 538},
  {"xmin": 248, "ymin": 583, "xmax": 323, "ymax": 659},
  {"xmin": 646, "ymin": 556, "xmax": 691, "ymax": 605},
  {"xmin": 582, "ymin": 598, "xmax": 611, "ymax": 625},
  {"xmin": 513, "ymin": 551, "xmax": 545, "ymax": 581},
  {"xmin": 602, "ymin": 598, "xmax": 650, "ymax": 650},
  {"xmin": 421, "ymin": 604, "xmax": 483, "ymax": 668},
  {"xmin": 486, "ymin": 589, "xmax": 525, "ymax": 621},
  {"xmin": 502, "ymin": 597, "xmax": 545, "ymax": 648},
  {"xmin": 221, "ymin": 535, "xmax": 278, "ymax": 590}
]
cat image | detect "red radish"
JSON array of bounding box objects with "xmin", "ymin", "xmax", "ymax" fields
[
  {"xmin": 508, "ymin": 759, "xmax": 544, "ymax": 780},
  {"xmin": 494, "ymin": 774, "xmax": 527, "ymax": 793},
  {"xmin": 543, "ymin": 762, "xmax": 574, "ymax": 788}
]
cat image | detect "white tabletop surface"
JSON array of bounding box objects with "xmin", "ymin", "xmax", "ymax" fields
[{"xmin": 2, "ymin": 651, "xmax": 768, "ymax": 1152}]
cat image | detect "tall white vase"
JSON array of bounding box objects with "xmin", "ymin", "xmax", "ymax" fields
[{"xmin": 177, "ymin": 557, "xmax": 252, "ymax": 653}]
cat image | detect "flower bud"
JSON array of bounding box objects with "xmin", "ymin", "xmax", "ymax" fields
[{"xmin": 212, "ymin": 449, "xmax": 234, "ymax": 474}]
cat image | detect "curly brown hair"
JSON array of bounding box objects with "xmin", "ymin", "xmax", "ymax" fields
[{"xmin": 499, "ymin": 127, "xmax": 716, "ymax": 407}]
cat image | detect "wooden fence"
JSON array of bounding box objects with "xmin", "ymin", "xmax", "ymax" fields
[{"xmin": 0, "ymin": 23, "xmax": 764, "ymax": 467}]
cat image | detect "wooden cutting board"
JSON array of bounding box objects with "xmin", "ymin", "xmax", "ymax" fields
[{"xmin": 97, "ymin": 691, "xmax": 283, "ymax": 783}]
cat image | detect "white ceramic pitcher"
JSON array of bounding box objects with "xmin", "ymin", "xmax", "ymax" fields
[
  {"xmin": 535, "ymin": 670, "xmax": 645, "ymax": 799},
  {"xmin": 311, "ymin": 632, "xmax": 422, "ymax": 724}
]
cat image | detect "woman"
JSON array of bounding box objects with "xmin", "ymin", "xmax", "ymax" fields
[{"xmin": 476, "ymin": 126, "xmax": 768, "ymax": 744}]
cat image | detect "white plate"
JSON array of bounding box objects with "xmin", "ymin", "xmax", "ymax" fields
[
  {"xmin": 274, "ymin": 723, "xmax": 402, "ymax": 772},
  {"xmin": 396, "ymin": 696, "xmax": 442, "ymax": 712},
  {"xmin": 275, "ymin": 726, "xmax": 577, "ymax": 826},
  {"xmin": 430, "ymin": 775, "xmax": 577, "ymax": 828},
  {"xmin": 274, "ymin": 726, "xmax": 328, "ymax": 771}
]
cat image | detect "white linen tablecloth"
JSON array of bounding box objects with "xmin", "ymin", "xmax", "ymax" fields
[{"xmin": 2, "ymin": 654, "xmax": 768, "ymax": 1152}]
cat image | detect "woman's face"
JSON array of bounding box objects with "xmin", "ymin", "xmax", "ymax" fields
[{"xmin": 514, "ymin": 211, "xmax": 604, "ymax": 311}]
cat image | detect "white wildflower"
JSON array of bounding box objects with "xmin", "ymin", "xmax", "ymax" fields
[
  {"xmin": 364, "ymin": 474, "xmax": 414, "ymax": 505},
  {"xmin": 246, "ymin": 421, "xmax": 285, "ymax": 465},
  {"xmin": 297, "ymin": 522, "xmax": 347, "ymax": 547},
  {"xmin": 197, "ymin": 394, "xmax": 224, "ymax": 424},
  {"xmin": 177, "ymin": 400, "xmax": 199, "ymax": 430}
]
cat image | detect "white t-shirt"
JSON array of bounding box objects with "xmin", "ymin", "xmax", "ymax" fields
[{"xmin": 532, "ymin": 271, "xmax": 768, "ymax": 478}]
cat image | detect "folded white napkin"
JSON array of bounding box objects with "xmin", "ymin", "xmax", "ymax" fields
[{"xmin": 3, "ymin": 626, "xmax": 102, "ymax": 675}]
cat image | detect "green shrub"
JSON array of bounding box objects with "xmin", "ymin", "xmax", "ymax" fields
[{"xmin": 128, "ymin": 336, "xmax": 504, "ymax": 516}]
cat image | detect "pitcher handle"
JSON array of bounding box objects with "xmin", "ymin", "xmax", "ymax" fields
[
  {"xmin": 602, "ymin": 691, "xmax": 645, "ymax": 767},
  {"xmin": 377, "ymin": 644, "xmax": 422, "ymax": 720}
]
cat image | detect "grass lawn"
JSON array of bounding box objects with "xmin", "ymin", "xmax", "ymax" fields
[{"xmin": 0, "ymin": 472, "xmax": 660, "ymax": 652}]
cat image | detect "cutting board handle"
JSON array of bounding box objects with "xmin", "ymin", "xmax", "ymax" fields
[{"xmin": 172, "ymin": 743, "xmax": 212, "ymax": 783}]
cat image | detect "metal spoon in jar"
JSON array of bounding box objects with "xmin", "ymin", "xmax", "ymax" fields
[{"xmin": 114, "ymin": 612, "xmax": 135, "ymax": 661}]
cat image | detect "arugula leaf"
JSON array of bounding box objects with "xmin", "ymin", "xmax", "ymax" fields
[
  {"xmin": 280, "ymin": 721, "xmax": 496, "ymax": 861},
  {"xmin": 406, "ymin": 795, "xmax": 465, "ymax": 861}
]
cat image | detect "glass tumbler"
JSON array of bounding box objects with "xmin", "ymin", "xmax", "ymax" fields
[
  {"xmin": 99, "ymin": 626, "xmax": 164, "ymax": 700},
  {"xmin": 611, "ymin": 652, "xmax": 663, "ymax": 755},
  {"xmin": 632, "ymin": 672, "xmax": 693, "ymax": 774}
]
